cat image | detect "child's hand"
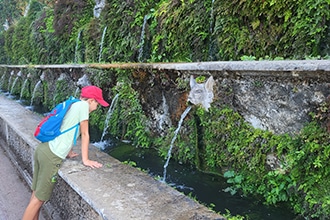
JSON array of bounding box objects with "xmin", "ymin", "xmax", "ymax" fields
[
  {"xmin": 83, "ymin": 159, "xmax": 103, "ymax": 168},
  {"xmin": 66, "ymin": 150, "xmax": 79, "ymax": 158}
]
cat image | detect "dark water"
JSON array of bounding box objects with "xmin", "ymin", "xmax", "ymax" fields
[{"xmin": 97, "ymin": 139, "xmax": 298, "ymax": 220}]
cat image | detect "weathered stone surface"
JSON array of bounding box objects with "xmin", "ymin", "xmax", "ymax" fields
[{"xmin": 232, "ymin": 76, "xmax": 329, "ymax": 134}]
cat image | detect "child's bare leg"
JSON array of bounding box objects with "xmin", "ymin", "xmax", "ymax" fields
[{"xmin": 22, "ymin": 191, "xmax": 44, "ymax": 220}]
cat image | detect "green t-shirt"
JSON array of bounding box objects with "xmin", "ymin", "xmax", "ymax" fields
[{"xmin": 49, "ymin": 100, "xmax": 89, "ymax": 159}]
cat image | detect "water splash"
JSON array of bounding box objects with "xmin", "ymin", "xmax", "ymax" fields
[
  {"xmin": 138, "ymin": 15, "xmax": 149, "ymax": 62},
  {"xmin": 98, "ymin": 26, "xmax": 107, "ymax": 63},
  {"xmin": 93, "ymin": 94, "xmax": 119, "ymax": 150},
  {"xmin": 162, "ymin": 105, "xmax": 192, "ymax": 183}
]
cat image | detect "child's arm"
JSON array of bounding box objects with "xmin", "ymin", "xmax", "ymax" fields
[
  {"xmin": 80, "ymin": 120, "xmax": 103, "ymax": 168},
  {"xmin": 66, "ymin": 149, "xmax": 78, "ymax": 158}
]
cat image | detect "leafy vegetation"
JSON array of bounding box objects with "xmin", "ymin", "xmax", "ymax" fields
[
  {"xmin": 214, "ymin": 0, "xmax": 330, "ymax": 60},
  {"xmin": 193, "ymin": 103, "xmax": 330, "ymax": 219},
  {"xmin": 105, "ymin": 69, "xmax": 151, "ymax": 148},
  {"xmin": 1, "ymin": 0, "xmax": 329, "ymax": 63}
]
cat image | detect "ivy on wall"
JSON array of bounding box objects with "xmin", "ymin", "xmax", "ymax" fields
[
  {"xmin": 1, "ymin": 0, "xmax": 329, "ymax": 64},
  {"xmin": 105, "ymin": 69, "xmax": 151, "ymax": 148},
  {"xmin": 214, "ymin": 0, "xmax": 330, "ymax": 60},
  {"xmin": 151, "ymin": 0, "xmax": 212, "ymax": 62},
  {"xmin": 98, "ymin": 1, "xmax": 158, "ymax": 63}
]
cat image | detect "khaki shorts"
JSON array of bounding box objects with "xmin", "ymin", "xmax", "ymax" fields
[{"xmin": 31, "ymin": 142, "xmax": 63, "ymax": 201}]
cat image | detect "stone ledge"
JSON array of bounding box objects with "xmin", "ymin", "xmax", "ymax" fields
[
  {"xmin": 0, "ymin": 94, "xmax": 224, "ymax": 220},
  {"xmin": 60, "ymin": 144, "xmax": 224, "ymax": 220},
  {"xmin": 2, "ymin": 60, "xmax": 330, "ymax": 72}
]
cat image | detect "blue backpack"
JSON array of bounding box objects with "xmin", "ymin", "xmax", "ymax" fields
[{"xmin": 34, "ymin": 96, "xmax": 81, "ymax": 145}]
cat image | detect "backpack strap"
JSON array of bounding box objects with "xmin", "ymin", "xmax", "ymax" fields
[
  {"xmin": 60, "ymin": 123, "xmax": 80, "ymax": 145},
  {"xmin": 73, "ymin": 124, "xmax": 80, "ymax": 146}
]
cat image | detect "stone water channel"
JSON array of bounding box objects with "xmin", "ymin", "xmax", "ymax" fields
[{"xmin": 1, "ymin": 60, "xmax": 330, "ymax": 219}]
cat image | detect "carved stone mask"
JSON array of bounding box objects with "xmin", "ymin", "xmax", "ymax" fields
[{"xmin": 187, "ymin": 75, "xmax": 215, "ymax": 111}]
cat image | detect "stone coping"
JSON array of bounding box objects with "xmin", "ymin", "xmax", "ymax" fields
[
  {"xmin": 0, "ymin": 94, "xmax": 224, "ymax": 220},
  {"xmin": 0, "ymin": 60, "xmax": 330, "ymax": 72}
]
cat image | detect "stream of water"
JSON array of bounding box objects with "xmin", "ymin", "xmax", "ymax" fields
[{"xmin": 162, "ymin": 105, "xmax": 192, "ymax": 182}]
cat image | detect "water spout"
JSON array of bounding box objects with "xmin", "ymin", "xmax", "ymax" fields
[
  {"xmin": 93, "ymin": 94, "xmax": 119, "ymax": 150},
  {"xmin": 138, "ymin": 15, "xmax": 149, "ymax": 62},
  {"xmin": 19, "ymin": 78, "xmax": 29, "ymax": 101},
  {"xmin": 187, "ymin": 75, "xmax": 215, "ymax": 111},
  {"xmin": 100, "ymin": 94, "xmax": 119, "ymax": 142},
  {"xmin": 209, "ymin": 0, "xmax": 215, "ymax": 35},
  {"xmin": 29, "ymin": 80, "xmax": 42, "ymax": 108},
  {"xmin": 0, "ymin": 74, "xmax": 5, "ymax": 90},
  {"xmin": 162, "ymin": 105, "xmax": 192, "ymax": 183},
  {"xmin": 10, "ymin": 77, "xmax": 19, "ymax": 95},
  {"xmin": 93, "ymin": 0, "xmax": 105, "ymax": 18},
  {"xmin": 74, "ymin": 30, "xmax": 82, "ymax": 63},
  {"xmin": 40, "ymin": 72, "xmax": 46, "ymax": 81},
  {"xmin": 3, "ymin": 19, "xmax": 9, "ymax": 31},
  {"xmin": 10, "ymin": 71, "xmax": 21, "ymax": 95},
  {"xmin": 98, "ymin": 26, "xmax": 107, "ymax": 63},
  {"xmin": 74, "ymin": 87, "xmax": 80, "ymax": 97},
  {"xmin": 24, "ymin": 0, "xmax": 32, "ymax": 17},
  {"xmin": 57, "ymin": 73, "xmax": 67, "ymax": 81},
  {"xmin": 76, "ymin": 74, "xmax": 91, "ymax": 87},
  {"xmin": 152, "ymin": 93, "xmax": 172, "ymax": 136},
  {"xmin": 208, "ymin": 0, "xmax": 215, "ymax": 60},
  {"xmin": 161, "ymin": 75, "xmax": 215, "ymax": 182},
  {"xmin": 158, "ymin": 93, "xmax": 171, "ymax": 131},
  {"xmin": 7, "ymin": 71, "xmax": 14, "ymax": 92}
]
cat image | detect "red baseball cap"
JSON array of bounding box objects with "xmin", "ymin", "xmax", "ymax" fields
[{"xmin": 81, "ymin": 86, "xmax": 109, "ymax": 107}]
